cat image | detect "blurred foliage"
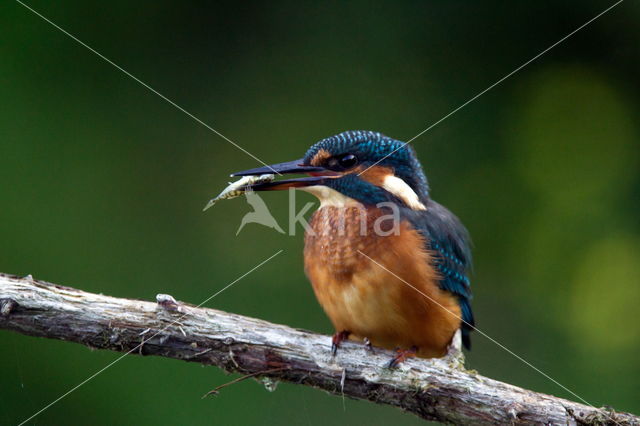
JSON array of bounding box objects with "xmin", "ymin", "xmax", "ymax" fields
[{"xmin": 1, "ymin": 1, "xmax": 639, "ymax": 425}]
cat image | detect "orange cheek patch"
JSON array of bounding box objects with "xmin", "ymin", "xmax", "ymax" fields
[
  {"xmin": 356, "ymin": 165, "xmax": 394, "ymax": 186},
  {"xmin": 310, "ymin": 149, "xmax": 332, "ymax": 167}
]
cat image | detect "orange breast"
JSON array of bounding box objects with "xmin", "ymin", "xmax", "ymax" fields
[{"xmin": 304, "ymin": 206, "xmax": 462, "ymax": 358}]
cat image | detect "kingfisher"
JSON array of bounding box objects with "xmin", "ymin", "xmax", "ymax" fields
[{"xmin": 231, "ymin": 130, "xmax": 474, "ymax": 366}]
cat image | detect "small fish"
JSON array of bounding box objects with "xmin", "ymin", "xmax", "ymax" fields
[{"xmin": 203, "ymin": 174, "xmax": 275, "ymax": 211}]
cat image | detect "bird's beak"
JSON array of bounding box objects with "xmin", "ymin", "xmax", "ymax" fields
[
  {"xmin": 231, "ymin": 159, "xmax": 335, "ymax": 191},
  {"xmin": 232, "ymin": 159, "xmax": 324, "ymax": 176}
]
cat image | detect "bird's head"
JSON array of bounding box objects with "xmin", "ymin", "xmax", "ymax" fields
[{"xmin": 232, "ymin": 130, "xmax": 429, "ymax": 210}]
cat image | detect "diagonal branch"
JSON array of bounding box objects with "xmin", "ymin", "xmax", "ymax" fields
[{"xmin": 0, "ymin": 273, "xmax": 636, "ymax": 425}]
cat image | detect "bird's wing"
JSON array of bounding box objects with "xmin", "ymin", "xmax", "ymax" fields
[{"xmin": 404, "ymin": 201, "xmax": 475, "ymax": 349}]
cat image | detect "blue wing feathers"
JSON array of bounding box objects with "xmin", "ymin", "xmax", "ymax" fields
[{"xmin": 403, "ymin": 200, "xmax": 475, "ymax": 350}]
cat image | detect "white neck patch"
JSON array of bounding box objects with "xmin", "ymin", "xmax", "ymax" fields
[
  {"xmin": 382, "ymin": 175, "xmax": 426, "ymax": 211},
  {"xmin": 302, "ymin": 185, "xmax": 362, "ymax": 208}
]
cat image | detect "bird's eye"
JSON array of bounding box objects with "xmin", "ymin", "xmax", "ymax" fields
[{"xmin": 338, "ymin": 154, "xmax": 358, "ymax": 169}]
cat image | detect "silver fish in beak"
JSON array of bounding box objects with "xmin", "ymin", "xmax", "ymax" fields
[{"xmin": 202, "ymin": 173, "xmax": 275, "ymax": 211}]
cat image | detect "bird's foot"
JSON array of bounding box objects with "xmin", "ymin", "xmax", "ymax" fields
[
  {"xmin": 387, "ymin": 346, "xmax": 417, "ymax": 368},
  {"xmin": 331, "ymin": 330, "xmax": 351, "ymax": 356}
]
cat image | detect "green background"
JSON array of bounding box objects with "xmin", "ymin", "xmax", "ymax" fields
[{"xmin": 1, "ymin": 1, "xmax": 639, "ymax": 424}]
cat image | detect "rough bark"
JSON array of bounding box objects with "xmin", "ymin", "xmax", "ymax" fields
[{"xmin": 0, "ymin": 272, "xmax": 637, "ymax": 425}]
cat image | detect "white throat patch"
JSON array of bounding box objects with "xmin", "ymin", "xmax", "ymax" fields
[
  {"xmin": 381, "ymin": 175, "xmax": 426, "ymax": 211},
  {"xmin": 302, "ymin": 185, "xmax": 362, "ymax": 208}
]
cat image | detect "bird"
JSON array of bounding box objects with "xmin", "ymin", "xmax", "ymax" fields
[{"xmin": 231, "ymin": 130, "xmax": 474, "ymax": 366}]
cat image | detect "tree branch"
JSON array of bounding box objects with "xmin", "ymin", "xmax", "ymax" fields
[{"xmin": 0, "ymin": 273, "xmax": 636, "ymax": 425}]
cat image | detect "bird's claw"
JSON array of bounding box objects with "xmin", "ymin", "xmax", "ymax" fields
[
  {"xmin": 387, "ymin": 346, "xmax": 417, "ymax": 368},
  {"xmin": 331, "ymin": 330, "xmax": 351, "ymax": 356}
]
